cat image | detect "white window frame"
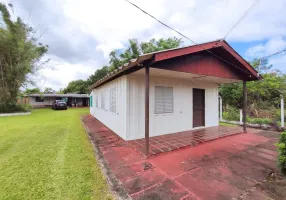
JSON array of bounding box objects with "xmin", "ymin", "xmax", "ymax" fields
[{"xmin": 155, "ymin": 86, "xmax": 174, "ymax": 114}]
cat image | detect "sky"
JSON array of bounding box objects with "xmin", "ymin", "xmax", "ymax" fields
[{"xmin": 2, "ymin": 0, "xmax": 286, "ymax": 90}]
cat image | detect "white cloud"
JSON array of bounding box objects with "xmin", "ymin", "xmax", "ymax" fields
[
  {"xmin": 245, "ymin": 37, "xmax": 286, "ymax": 71},
  {"xmin": 246, "ymin": 37, "xmax": 286, "ymax": 57},
  {"xmin": 4, "ymin": 0, "xmax": 286, "ymax": 90},
  {"xmin": 96, "ymin": 42, "xmax": 124, "ymax": 58}
]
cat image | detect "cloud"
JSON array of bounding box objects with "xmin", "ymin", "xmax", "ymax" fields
[
  {"xmin": 245, "ymin": 37, "xmax": 286, "ymax": 71},
  {"xmin": 3, "ymin": 0, "xmax": 286, "ymax": 90},
  {"xmin": 246, "ymin": 37, "xmax": 286, "ymax": 57}
]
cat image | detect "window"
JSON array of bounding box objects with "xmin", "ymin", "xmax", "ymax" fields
[
  {"xmin": 101, "ymin": 91, "xmax": 105, "ymax": 109},
  {"xmin": 95, "ymin": 93, "xmax": 99, "ymax": 108},
  {"xmin": 35, "ymin": 96, "xmax": 44, "ymax": 102},
  {"xmin": 155, "ymin": 86, "xmax": 173, "ymax": 114},
  {"xmin": 110, "ymin": 87, "xmax": 116, "ymax": 113}
]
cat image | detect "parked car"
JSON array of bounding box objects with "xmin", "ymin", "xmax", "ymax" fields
[{"xmin": 52, "ymin": 100, "xmax": 67, "ymax": 110}]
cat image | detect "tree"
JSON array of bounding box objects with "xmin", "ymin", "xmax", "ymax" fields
[
  {"xmin": 86, "ymin": 66, "xmax": 109, "ymax": 87},
  {"xmin": 43, "ymin": 87, "xmax": 55, "ymax": 94},
  {"xmin": 140, "ymin": 37, "xmax": 182, "ymax": 54},
  {"xmin": 24, "ymin": 87, "xmax": 41, "ymax": 95},
  {"xmin": 0, "ymin": 3, "xmax": 48, "ymax": 109},
  {"xmin": 62, "ymin": 79, "xmax": 88, "ymax": 94},
  {"xmin": 108, "ymin": 37, "xmax": 183, "ymax": 71},
  {"xmin": 85, "ymin": 37, "xmax": 183, "ymax": 88},
  {"xmin": 220, "ymin": 58, "xmax": 286, "ymax": 115}
]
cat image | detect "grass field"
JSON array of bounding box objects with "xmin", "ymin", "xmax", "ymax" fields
[
  {"xmin": 0, "ymin": 108, "xmax": 112, "ymax": 200},
  {"xmin": 219, "ymin": 122, "xmax": 236, "ymax": 126}
]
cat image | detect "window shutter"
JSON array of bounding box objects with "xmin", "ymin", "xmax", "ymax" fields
[
  {"xmin": 155, "ymin": 87, "xmax": 164, "ymax": 114},
  {"xmin": 101, "ymin": 91, "xmax": 105, "ymax": 109},
  {"xmin": 95, "ymin": 93, "xmax": 98, "ymax": 108},
  {"xmin": 90, "ymin": 96, "xmax": 92, "ymax": 107},
  {"xmin": 155, "ymin": 86, "xmax": 173, "ymax": 114},
  {"xmin": 164, "ymin": 87, "xmax": 173, "ymax": 113},
  {"xmin": 110, "ymin": 88, "xmax": 116, "ymax": 113}
]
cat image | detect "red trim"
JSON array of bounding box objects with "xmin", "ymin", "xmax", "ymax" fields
[
  {"xmin": 155, "ymin": 41, "xmax": 221, "ymax": 62},
  {"xmin": 154, "ymin": 40, "xmax": 259, "ymax": 80},
  {"xmin": 152, "ymin": 52, "xmax": 245, "ymax": 80},
  {"xmin": 90, "ymin": 40, "xmax": 260, "ymax": 89},
  {"xmin": 221, "ymin": 41, "xmax": 258, "ymax": 77}
]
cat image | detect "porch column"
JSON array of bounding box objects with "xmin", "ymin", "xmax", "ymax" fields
[
  {"xmin": 145, "ymin": 65, "xmax": 150, "ymax": 156},
  {"xmin": 243, "ymin": 81, "xmax": 247, "ymax": 133}
]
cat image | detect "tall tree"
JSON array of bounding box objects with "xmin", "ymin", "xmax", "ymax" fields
[
  {"xmin": 86, "ymin": 66, "xmax": 109, "ymax": 87},
  {"xmin": 63, "ymin": 37, "xmax": 183, "ymax": 92},
  {"xmin": 0, "ymin": 3, "xmax": 48, "ymax": 108},
  {"xmin": 43, "ymin": 87, "xmax": 55, "ymax": 94},
  {"xmin": 108, "ymin": 37, "xmax": 183, "ymax": 71},
  {"xmin": 141, "ymin": 37, "xmax": 182, "ymax": 54},
  {"xmin": 24, "ymin": 87, "xmax": 41, "ymax": 95},
  {"xmin": 62, "ymin": 79, "xmax": 88, "ymax": 94}
]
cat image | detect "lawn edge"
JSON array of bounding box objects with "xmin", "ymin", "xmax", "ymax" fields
[{"xmin": 80, "ymin": 115, "xmax": 131, "ymax": 200}]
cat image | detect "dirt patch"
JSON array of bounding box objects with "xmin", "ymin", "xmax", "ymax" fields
[
  {"xmin": 257, "ymin": 172, "xmax": 286, "ymax": 200},
  {"xmin": 142, "ymin": 162, "xmax": 154, "ymax": 171}
]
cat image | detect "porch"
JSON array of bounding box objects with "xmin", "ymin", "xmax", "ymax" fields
[
  {"xmin": 127, "ymin": 126, "xmax": 242, "ymax": 156},
  {"xmin": 83, "ymin": 115, "xmax": 281, "ymax": 200},
  {"xmin": 90, "ymin": 40, "xmax": 260, "ymax": 156}
]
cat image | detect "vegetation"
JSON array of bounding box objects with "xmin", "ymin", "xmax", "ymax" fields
[
  {"xmin": 0, "ymin": 3, "xmax": 48, "ymax": 113},
  {"xmin": 276, "ymin": 132, "xmax": 286, "ymax": 175},
  {"xmin": 108, "ymin": 38, "xmax": 182, "ymax": 71},
  {"xmin": 219, "ymin": 122, "xmax": 236, "ymax": 126},
  {"xmin": 0, "ymin": 108, "xmax": 112, "ymax": 199},
  {"xmin": 220, "ymin": 58, "xmax": 286, "ymax": 125},
  {"xmin": 23, "ymin": 87, "xmax": 41, "ymax": 95},
  {"xmin": 0, "ymin": 103, "xmax": 32, "ymax": 113},
  {"xmin": 62, "ymin": 37, "xmax": 183, "ymax": 94},
  {"xmin": 62, "ymin": 79, "xmax": 89, "ymax": 94}
]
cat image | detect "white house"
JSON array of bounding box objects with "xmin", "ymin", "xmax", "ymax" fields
[
  {"xmin": 26, "ymin": 94, "xmax": 89, "ymax": 108},
  {"xmin": 89, "ymin": 40, "xmax": 260, "ymax": 151}
]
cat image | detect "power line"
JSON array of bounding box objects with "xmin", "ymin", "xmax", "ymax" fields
[
  {"xmin": 223, "ymin": 0, "xmax": 260, "ymax": 39},
  {"xmin": 259, "ymin": 49, "xmax": 286, "ymax": 60},
  {"xmin": 124, "ymin": 0, "xmax": 253, "ymax": 76}
]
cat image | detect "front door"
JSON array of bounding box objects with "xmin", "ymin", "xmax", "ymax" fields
[{"xmin": 193, "ymin": 88, "xmax": 205, "ymax": 127}]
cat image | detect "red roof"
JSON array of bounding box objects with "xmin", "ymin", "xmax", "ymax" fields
[{"xmin": 90, "ymin": 39, "xmax": 260, "ymax": 89}]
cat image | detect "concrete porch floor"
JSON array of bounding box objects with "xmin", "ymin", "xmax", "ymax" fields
[
  {"xmin": 127, "ymin": 126, "xmax": 243, "ymax": 156},
  {"xmin": 83, "ymin": 115, "xmax": 283, "ymax": 200}
]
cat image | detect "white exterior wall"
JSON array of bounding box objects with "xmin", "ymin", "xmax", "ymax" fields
[
  {"xmin": 126, "ymin": 74, "xmax": 219, "ymax": 140},
  {"xmin": 90, "ymin": 76, "xmax": 128, "ymax": 140},
  {"xmin": 28, "ymin": 97, "xmax": 56, "ymax": 107},
  {"xmin": 90, "ymin": 74, "xmax": 219, "ymax": 141}
]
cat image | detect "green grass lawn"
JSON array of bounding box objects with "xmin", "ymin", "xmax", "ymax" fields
[
  {"xmin": 219, "ymin": 122, "xmax": 236, "ymax": 126},
  {"xmin": 0, "ymin": 108, "xmax": 112, "ymax": 200}
]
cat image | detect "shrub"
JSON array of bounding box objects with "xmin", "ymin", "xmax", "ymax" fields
[
  {"xmin": 276, "ymin": 132, "xmax": 286, "ymax": 175},
  {"xmin": 247, "ymin": 118, "xmax": 272, "ymax": 125},
  {"xmin": 0, "ymin": 103, "xmax": 32, "ymax": 113},
  {"xmin": 275, "ymin": 109, "xmax": 286, "ymax": 122},
  {"xmin": 223, "ymin": 107, "xmax": 240, "ymax": 121}
]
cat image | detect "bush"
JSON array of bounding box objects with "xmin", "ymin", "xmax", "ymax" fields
[
  {"xmin": 275, "ymin": 109, "xmax": 286, "ymax": 122},
  {"xmin": 223, "ymin": 107, "xmax": 240, "ymax": 121},
  {"xmin": 247, "ymin": 118, "xmax": 272, "ymax": 125},
  {"xmin": 0, "ymin": 103, "xmax": 32, "ymax": 113},
  {"xmin": 276, "ymin": 132, "xmax": 286, "ymax": 175}
]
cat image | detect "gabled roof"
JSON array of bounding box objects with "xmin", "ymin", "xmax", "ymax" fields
[{"xmin": 90, "ymin": 39, "xmax": 260, "ymax": 89}]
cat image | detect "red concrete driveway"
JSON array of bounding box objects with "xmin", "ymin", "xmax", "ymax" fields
[{"xmin": 83, "ymin": 115, "xmax": 282, "ymax": 200}]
